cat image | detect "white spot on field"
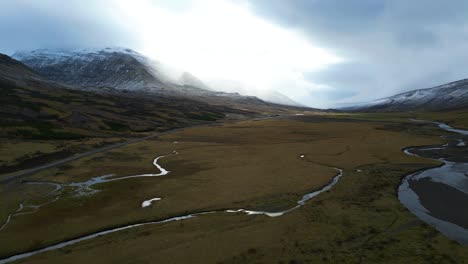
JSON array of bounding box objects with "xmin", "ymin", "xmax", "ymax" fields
[{"xmin": 142, "ymin": 198, "xmax": 162, "ymax": 208}]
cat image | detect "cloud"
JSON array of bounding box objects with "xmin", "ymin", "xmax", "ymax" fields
[
  {"xmin": 121, "ymin": 0, "xmax": 343, "ymax": 104},
  {"xmin": 246, "ymin": 0, "xmax": 468, "ymax": 106},
  {"xmin": 0, "ymin": 0, "xmax": 343, "ymax": 107},
  {"xmin": 0, "ymin": 0, "xmax": 138, "ymax": 54},
  {"xmin": 4, "ymin": 0, "xmax": 467, "ymax": 108}
]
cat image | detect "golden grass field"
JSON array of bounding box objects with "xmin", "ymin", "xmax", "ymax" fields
[{"xmin": 1, "ymin": 115, "xmax": 467, "ymax": 263}]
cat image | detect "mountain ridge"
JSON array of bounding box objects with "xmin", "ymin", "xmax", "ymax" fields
[
  {"xmin": 342, "ymin": 78, "xmax": 468, "ymax": 111},
  {"xmin": 13, "ymin": 47, "xmax": 301, "ymax": 107}
]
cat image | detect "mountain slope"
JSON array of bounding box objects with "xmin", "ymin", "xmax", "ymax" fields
[
  {"xmin": 1, "ymin": 53, "xmax": 301, "ymax": 175},
  {"xmin": 345, "ymin": 78, "xmax": 468, "ymax": 111},
  {"xmin": 13, "ymin": 48, "xmax": 168, "ymax": 90},
  {"xmin": 13, "ymin": 48, "xmax": 302, "ymax": 107},
  {"xmin": 0, "ymin": 53, "xmax": 41, "ymax": 81},
  {"xmin": 0, "ymin": 53, "xmax": 266, "ymax": 141},
  {"xmin": 206, "ymin": 79, "xmax": 302, "ymax": 106},
  {"xmin": 12, "ymin": 48, "xmax": 235, "ymax": 96},
  {"xmin": 259, "ymin": 90, "xmax": 302, "ymax": 106}
]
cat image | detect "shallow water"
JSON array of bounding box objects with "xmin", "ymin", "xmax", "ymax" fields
[
  {"xmin": 227, "ymin": 168, "xmax": 343, "ymax": 218},
  {"xmin": 399, "ymin": 120, "xmax": 468, "ymax": 244}
]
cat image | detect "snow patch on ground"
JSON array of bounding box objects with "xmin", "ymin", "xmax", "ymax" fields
[{"xmin": 142, "ymin": 198, "xmax": 162, "ymax": 208}]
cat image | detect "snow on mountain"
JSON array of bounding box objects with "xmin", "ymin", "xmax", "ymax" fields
[
  {"xmin": 343, "ymin": 78, "xmax": 468, "ymax": 111},
  {"xmin": 13, "ymin": 48, "xmax": 165, "ymax": 90},
  {"xmin": 12, "ymin": 47, "xmax": 305, "ymax": 108},
  {"xmin": 12, "ymin": 47, "xmax": 211, "ymax": 92},
  {"xmin": 11, "ymin": 48, "xmax": 280, "ymax": 108}
]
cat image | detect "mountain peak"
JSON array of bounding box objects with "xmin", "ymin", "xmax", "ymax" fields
[
  {"xmin": 13, "ymin": 47, "xmax": 145, "ymax": 66},
  {"xmin": 12, "ymin": 47, "xmax": 167, "ymax": 90},
  {"xmin": 13, "ymin": 46, "xmax": 140, "ymax": 56}
]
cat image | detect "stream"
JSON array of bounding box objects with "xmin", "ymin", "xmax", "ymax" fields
[
  {"xmin": 0, "ymin": 153, "xmax": 343, "ymax": 264},
  {"xmin": 399, "ymin": 120, "xmax": 468, "ymax": 244}
]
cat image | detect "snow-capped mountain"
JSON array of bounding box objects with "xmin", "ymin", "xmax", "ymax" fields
[
  {"xmin": 11, "ymin": 48, "xmax": 280, "ymax": 108},
  {"xmin": 12, "ymin": 48, "xmax": 207, "ymax": 92},
  {"xmin": 12, "ymin": 48, "xmax": 301, "ymax": 107},
  {"xmin": 343, "ymin": 78, "xmax": 468, "ymax": 111},
  {"xmin": 0, "ymin": 52, "xmax": 287, "ymax": 138}
]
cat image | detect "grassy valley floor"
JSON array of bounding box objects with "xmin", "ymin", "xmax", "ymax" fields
[{"xmin": 0, "ymin": 115, "xmax": 467, "ymax": 263}]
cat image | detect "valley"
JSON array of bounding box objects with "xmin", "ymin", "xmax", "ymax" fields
[
  {"xmin": 1, "ymin": 114, "xmax": 468, "ymax": 263},
  {"xmin": 1, "ymin": 49, "xmax": 467, "ymax": 263},
  {"xmin": 0, "ymin": 51, "xmax": 297, "ymax": 180},
  {"xmin": 3, "ymin": 2, "xmax": 468, "ymax": 263}
]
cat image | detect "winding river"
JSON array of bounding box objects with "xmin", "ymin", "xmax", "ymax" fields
[
  {"xmin": 2, "ymin": 120, "xmax": 467, "ymax": 263},
  {"xmin": 0, "ymin": 153, "xmax": 343, "ymax": 264},
  {"xmin": 399, "ymin": 120, "xmax": 468, "ymax": 244},
  {"xmin": 0, "ymin": 151, "xmax": 179, "ymax": 235}
]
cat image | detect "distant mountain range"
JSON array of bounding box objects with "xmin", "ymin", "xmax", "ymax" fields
[
  {"xmin": 12, "ymin": 48, "xmax": 300, "ymax": 106},
  {"xmin": 6, "ymin": 47, "xmax": 468, "ymax": 113},
  {"xmin": 342, "ymin": 78, "xmax": 468, "ymax": 112}
]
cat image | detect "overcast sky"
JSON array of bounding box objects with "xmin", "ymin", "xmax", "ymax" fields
[{"xmin": 1, "ymin": 0, "xmax": 468, "ymax": 108}]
